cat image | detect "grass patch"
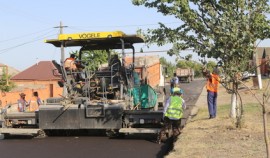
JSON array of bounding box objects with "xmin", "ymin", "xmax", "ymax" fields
[
  {"xmin": 243, "ymin": 103, "xmax": 261, "ymax": 113},
  {"xmin": 218, "ymin": 103, "xmax": 261, "ymax": 116},
  {"xmin": 192, "ymin": 103, "xmax": 262, "ymax": 123}
]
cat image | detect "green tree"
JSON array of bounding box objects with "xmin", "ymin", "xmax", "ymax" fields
[
  {"xmin": 160, "ymin": 57, "xmax": 175, "ymax": 77},
  {"xmin": 176, "ymin": 60, "xmax": 204, "ymax": 77},
  {"xmin": 185, "ymin": 54, "xmax": 192, "ymax": 61},
  {"xmin": 0, "ymin": 68, "xmax": 15, "ymax": 92},
  {"xmin": 206, "ymin": 61, "xmax": 217, "ymax": 73},
  {"xmin": 133, "ymin": 0, "xmax": 270, "ymax": 155},
  {"xmin": 192, "ymin": 61, "xmax": 204, "ymax": 77},
  {"xmin": 70, "ymin": 50, "xmax": 108, "ymax": 71},
  {"xmin": 176, "ymin": 60, "xmax": 187, "ymax": 68},
  {"xmin": 132, "ymin": 0, "xmax": 270, "ymax": 125}
]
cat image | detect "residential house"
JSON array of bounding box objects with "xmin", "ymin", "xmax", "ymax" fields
[
  {"xmin": 125, "ymin": 55, "xmax": 163, "ymax": 88},
  {"xmin": 0, "ymin": 61, "xmax": 63, "ymax": 110},
  {"xmin": 256, "ymin": 47, "xmax": 270, "ymax": 75}
]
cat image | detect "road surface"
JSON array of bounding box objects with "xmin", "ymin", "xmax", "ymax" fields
[{"xmin": 0, "ymin": 79, "xmax": 205, "ymax": 158}]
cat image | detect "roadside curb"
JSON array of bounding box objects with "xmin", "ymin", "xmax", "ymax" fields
[
  {"xmin": 166, "ymin": 83, "xmax": 207, "ymax": 157},
  {"xmin": 186, "ymin": 86, "xmax": 207, "ymax": 124}
]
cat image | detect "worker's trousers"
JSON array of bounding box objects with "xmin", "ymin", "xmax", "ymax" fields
[
  {"xmin": 157, "ymin": 117, "xmax": 181, "ymax": 143},
  {"xmin": 207, "ymin": 91, "xmax": 217, "ymax": 118}
]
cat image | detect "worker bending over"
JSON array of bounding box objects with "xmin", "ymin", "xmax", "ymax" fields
[{"xmin": 158, "ymin": 87, "xmax": 186, "ymax": 144}]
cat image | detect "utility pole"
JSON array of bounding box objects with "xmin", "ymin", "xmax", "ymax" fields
[
  {"xmin": 54, "ymin": 21, "xmax": 67, "ymax": 65},
  {"xmin": 54, "ymin": 21, "xmax": 68, "ymax": 96}
]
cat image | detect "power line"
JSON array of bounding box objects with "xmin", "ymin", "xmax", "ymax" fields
[
  {"xmin": 0, "ymin": 28, "xmax": 55, "ymax": 43},
  {"xmin": 0, "ymin": 33, "xmax": 57, "ymax": 54},
  {"xmin": 54, "ymin": 23, "xmax": 68, "ymax": 34},
  {"xmin": 126, "ymin": 49, "xmax": 194, "ymax": 54},
  {"xmin": 0, "ymin": 21, "xmax": 183, "ymax": 55},
  {"xmin": 68, "ymin": 22, "xmax": 182, "ymax": 31}
]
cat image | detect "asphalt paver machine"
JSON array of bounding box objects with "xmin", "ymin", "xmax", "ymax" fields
[
  {"xmin": 0, "ymin": 31, "xmax": 164, "ymax": 139},
  {"xmin": 39, "ymin": 31, "xmax": 163, "ymax": 137}
]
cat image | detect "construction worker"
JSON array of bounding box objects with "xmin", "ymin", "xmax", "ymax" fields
[
  {"xmin": 204, "ymin": 67, "xmax": 220, "ymax": 119},
  {"xmin": 17, "ymin": 93, "xmax": 29, "ymax": 112},
  {"xmin": 170, "ymin": 73, "xmax": 179, "ymax": 94},
  {"xmin": 64, "ymin": 54, "xmax": 77, "ymax": 71},
  {"xmin": 28, "ymin": 91, "xmax": 42, "ymax": 111},
  {"xmin": 158, "ymin": 87, "xmax": 186, "ymax": 143},
  {"xmin": 64, "ymin": 54, "xmax": 86, "ymax": 82},
  {"xmin": 173, "ymin": 73, "xmax": 179, "ymax": 85},
  {"xmin": 109, "ymin": 54, "xmax": 121, "ymax": 71}
]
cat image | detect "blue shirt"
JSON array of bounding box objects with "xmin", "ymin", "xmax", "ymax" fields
[{"xmin": 174, "ymin": 76, "xmax": 179, "ymax": 84}]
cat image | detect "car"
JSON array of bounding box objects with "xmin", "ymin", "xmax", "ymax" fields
[{"xmin": 242, "ymin": 71, "xmax": 256, "ymax": 80}]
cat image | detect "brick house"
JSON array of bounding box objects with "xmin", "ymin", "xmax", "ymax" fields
[
  {"xmin": 0, "ymin": 61, "xmax": 63, "ymax": 109},
  {"xmin": 256, "ymin": 47, "xmax": 270, "ymax": 75},
  {"xmin": 125, "ymin": 55, "xmax": 163, "ymax": 88}
]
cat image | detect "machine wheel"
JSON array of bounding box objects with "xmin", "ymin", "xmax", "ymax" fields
[
  {"xmin": 116, "ymin": 133, "xmax": 126, "ymax": 138},
  {"xmin": 106, "ymin": 129, "xmax": 125, "ymax": 138},
  {"xmin": 34, "ymin": 130, "xmax": 47, "ymax": 138}
]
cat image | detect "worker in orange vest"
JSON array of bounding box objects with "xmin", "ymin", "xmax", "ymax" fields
[
  {"xmin": 204, "ymin": 67, "xmax": 220, "ymax": 119},
  {"xmin": 64, "ymin": 54, "xmax": 77, "ymax": 71}
]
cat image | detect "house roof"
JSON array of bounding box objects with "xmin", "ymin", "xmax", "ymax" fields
[
  {"xmin": 11, "ymin": 61, "xmax": 61, "ymax": 81},
  {"xmin": 0, "ymin": 63, "xmax": 20, "ymax": 77}
]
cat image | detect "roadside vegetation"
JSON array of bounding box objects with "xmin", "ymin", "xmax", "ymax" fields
[
  {"xmin": 0, "ymin": 68, "xmax": 15, "ymax": 92},
  {"xmin": 160, "ymin": 56, "xmax": 216, "ymax": 78},
  {"xmin": 133, "ymin": 0, "xmax": 270, "ymax": 156},
  {"xmin": 70, "ymin": 50, "xmax": 108, "ymax": 71},
  {"xmin": 167, "ymin": 78, "xmax": 270, "ymax": 158}
]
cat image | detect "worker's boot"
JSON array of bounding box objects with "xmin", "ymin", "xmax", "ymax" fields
[{"xmin": 157, "ymin": 130, "xmax": 165, "ymax": 144}]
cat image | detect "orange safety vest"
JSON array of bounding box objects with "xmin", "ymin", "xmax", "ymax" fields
[
  {"xmin": 206, "ymin": 73, "xmax": 220, "ymax": 92},
  {"xmin": 64, "ymin": 58, "xmax": 76, "ymax": 70}
]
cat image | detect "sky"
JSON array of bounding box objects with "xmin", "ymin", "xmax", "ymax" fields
[
  {"xmin": 0, "ymin": 0, "xmax": 197, "ymax": 71},
  {"xmin": 0, "ymin": 1, "xmax": 269, "ymax": 71}
]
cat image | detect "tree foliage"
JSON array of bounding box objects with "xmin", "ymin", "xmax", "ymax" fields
[
  {"xmin": 70, "ymin": 50, "xmax": 108, "ymax": 71},
  {"xmin": 185, "ymin": 54, "xmax": 192, "ymax": 61},
  {"xmin": 133, "ymin": 0, "xmax": 270, "ymax": 127},
  {"xmin": 205, "ymin": 60, "xmax": 217, "ymax": 73},
  {"xmin": 0, "ymin": 68, "xmax": 15, "ymax": 92},
  {"xmin": 160, "ymin": 56, "xmax": 205, "ymax": 78},
  {"xmin": 133, "ymin": 0, "xmax": 270, "ymax": 153},
  {"xmin": 176, "ymin": 59, "xmax": 205, "ymax": 77},
  {"xmin": 81, "ymin": 50, "xmax": 108, "ymax": 70},
  {"xmin": 133, "ymin": 0, "xmax": 270, "ymax": 80},
  {"xmin": 160, "ymin": 57, "xmax": 175, "ymax": 77}
]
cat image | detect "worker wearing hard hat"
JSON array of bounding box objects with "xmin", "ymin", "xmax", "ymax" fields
[{"xmin": 158, "ymin": 87, "xmax": 186, "ymax": 144}]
